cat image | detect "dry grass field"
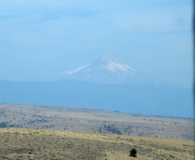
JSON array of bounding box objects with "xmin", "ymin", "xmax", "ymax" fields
[{"xmin": 0, "ymin": 128, "xmax": 194, "ymax": 160}]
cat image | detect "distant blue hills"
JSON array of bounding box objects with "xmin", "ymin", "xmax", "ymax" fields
[{"xmin": 0, "ymin": 80, "xmax": 193, "ymax": 118}]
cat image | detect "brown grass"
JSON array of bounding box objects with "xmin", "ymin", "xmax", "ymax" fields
[{"xmin": 0, "ymin": 128, "xmax": 194, "ymax": 160}]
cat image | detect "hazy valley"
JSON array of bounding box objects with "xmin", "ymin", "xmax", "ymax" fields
[{"xmin": 0, "ymin": 104, "xmax": 193, "ymax": 140}]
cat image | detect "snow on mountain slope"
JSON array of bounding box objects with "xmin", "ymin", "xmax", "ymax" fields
[{"xmin": 62, "ymin": 58, "xmax": 136, "ymax": 84}]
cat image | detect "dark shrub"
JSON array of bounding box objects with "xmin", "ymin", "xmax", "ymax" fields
[{"xmin": 129, "ymin": 148, "xmax": 137, "ymax": 157}]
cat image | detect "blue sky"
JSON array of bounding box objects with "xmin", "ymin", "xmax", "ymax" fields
[{"xmin": 0, "ymin": 0, "xmax": 193, "ymax": 88}]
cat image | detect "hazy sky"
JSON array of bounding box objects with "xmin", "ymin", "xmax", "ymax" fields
[{"xmin": 0, "ymin": 0, "xmax": 193, "ymax": 88}]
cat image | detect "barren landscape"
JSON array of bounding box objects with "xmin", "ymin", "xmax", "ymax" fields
[
  {"xmin": 0, "ymin": 104, "xmax": 194, "ymax": 140},
  {"xmin": 0, "ymin": 104, "xmax": 194, "ymax": 160},
  {"xmin": 0, "ymin": 128, "xmax": 194, "ymax": 160}
]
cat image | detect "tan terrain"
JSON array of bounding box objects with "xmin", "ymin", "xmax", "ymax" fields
[{"xmin": 0, "ymin": 128, "xmax": 194, "ymax": 160}]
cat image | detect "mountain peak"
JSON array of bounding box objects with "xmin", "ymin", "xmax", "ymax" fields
[{"xmin": 62, "ymin": 57, "xmax": 136, "ymax": 84}]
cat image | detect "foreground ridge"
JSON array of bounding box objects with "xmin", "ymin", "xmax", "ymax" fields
[{"xmin": 0, "ymin": 128, "xmax": 194, "ymax": 160}]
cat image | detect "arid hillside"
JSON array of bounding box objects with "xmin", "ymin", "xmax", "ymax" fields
[
  {"xmin": 0, "ymin": 128, "xmax": 194, "ymax": 160},
  {"xmin": 0, "ymin": 104, "xmax": 194, "ymax": 140}
]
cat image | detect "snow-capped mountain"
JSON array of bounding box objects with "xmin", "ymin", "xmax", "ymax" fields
[{"xmin": 62, "ymin": 58, "xmax": 136, "ymax": 84}]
